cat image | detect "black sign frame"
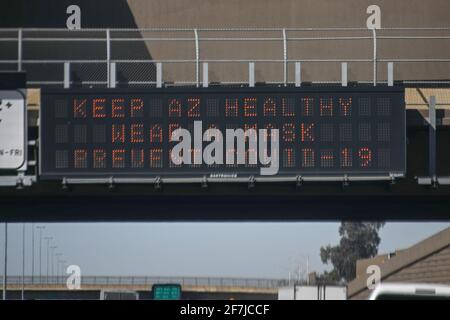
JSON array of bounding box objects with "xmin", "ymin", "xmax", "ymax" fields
[{"xmin": 39, "ymin": 85, "xmax": 406, "ymax": 181}]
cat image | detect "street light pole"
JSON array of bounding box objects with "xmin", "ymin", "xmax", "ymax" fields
[
  {"xmin": 57, "ymin": 260, "xmax": 60, "ymax": 283},
  {"xmin": 31, "ymin": 223, "xmax": 35, "ymax": 284},
  {"xmin": 55, "ymin": 253, "xmax": 63, "ymax": 284},
  {"xmin": 3, "ymin": 223, "xmax": 7, "ymax": 300},
  {"xmin": 21, "ymin": 223, "xmax": 25, "ymax": 300},
  {"xmin": 57, "ymin": 259, "xmax": 65, "ymax": 284},
  {"xmin": 50, "ymin": 246, "xmax": 57, "ymax": 284},
  {"xmin": 44, "ymin": 237, "xmax": 53, "ymax": 284},
  {"xmin": 37, "ymin": 226, "xmax": 45, "ymax": 283}
]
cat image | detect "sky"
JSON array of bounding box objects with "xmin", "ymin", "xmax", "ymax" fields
[{"xmin": 1, "ymin": 222, "xmax": 449, "ymax": 280}]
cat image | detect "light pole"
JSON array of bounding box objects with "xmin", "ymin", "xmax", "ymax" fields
[
  {"xmin": 63, "ymin": 263, "xmax": 68, "ymax": 283},
  {"xmin": 50, "ymin": 246, "xmax": 57, "ymax": 284},
  {"xmin": 21, "ymin": 223, "xmax": 25, "ymax": 300},
  {"xmin": 3, "ymin": 223, "xmax": 7, "ymax": 300},
  {"xmin": 44, "ymin": 236, "xmax": 53, "ymax": 284},
  {"xmin": 58, "ymin": 259, "xmax": 66, "ymax": 284},
  {"xmin": 31, "ymin": 223, "xmax": 35, "ymax": 284},
  {"xmin": 55, "ymin": 254, "xmax": 63, "ymax": 284},
  {"xmin": 36, "ymin": 226, "xmax": 45, "ymax": 283}
]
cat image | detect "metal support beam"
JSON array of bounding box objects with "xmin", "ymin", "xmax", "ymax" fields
[
  {"xmin": 194, "ymin": 29, "xmax": 200, "ymax": 87},
  {"xmin": 109, "ymin": 62, "xmax": 116, "ymax": 88},
  {"xmin": 64, "ymin": 62, "xmax": 71, "ymax": 89},
  {"xmin": 282, "ymin": 28, "xmax": 287, "ymax": 86},
  {"xmin": 156, "ymin": 63, "xmax": 163, "ymax": 88},
  {"xmin": 63, "ymin": 174, "xmax": 400, "ymax": 185},
  {"xmin": 295, "ymin": 62, "xmax": 301, "ymax": 87},
  {"xmin": 17, "ymin": 29, "xmax": 22, "ymax": 72},
  {"xmin": 429, "ymin": 96, "xmax": 437, "ymax": 187},
  {"xmin": 3, "ymin": 223, "xmax": 7, "ymax": 300},
  {"xmin": 202, "ymin": 62, "xmax": 209, "ymax": 88},
  {"xmin": 249, "ymin": 62, "xmax": 255, "ymax": 87},
  {"xmin": 372, "ymin": 28, "xmax": 377, "ymax": 86},
  {"xmin": 106, "ymin": 29, "xmax": 111, "ymax": 88},
  {"xmin": 21, "ymin": 223, "xmax": 25, "ymax": 300},
  {"xmin": 341, "ymin": 62, "xmax": 348, "ymax": 87},
  {"xmin": 0, "ymin": 175, "xmax": 35, "ymax": 187},
  {"xmin": 388, "ymin": 62, "xmax": 394, "ymax": 86}
]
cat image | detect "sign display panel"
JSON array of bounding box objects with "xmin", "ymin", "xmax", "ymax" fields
[
  {"xmin": 0, "ymin": 90, "xmax": 26, "ymax": 170},
  {"xmin": 40, "ymin": 86, "xmax": 405, "ymax": 180}
]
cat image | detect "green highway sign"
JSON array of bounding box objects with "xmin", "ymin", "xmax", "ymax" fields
[{"xmin": 152, "ymin": 284, "xmax": 182, "ymax": 300}]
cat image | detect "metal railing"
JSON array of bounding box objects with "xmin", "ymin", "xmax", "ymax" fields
[
  {"xmin": 1, "ymin": 27, "xmax": 450, "ymax": 87},
  {"xmin": 0, "ymin": 275, "xmax": 289, "ymax": 289}
]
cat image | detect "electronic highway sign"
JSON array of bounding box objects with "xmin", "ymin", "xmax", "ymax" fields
[
  {"xmin": 0, "ymin": 90, "xmax": 27, "ymax": 170},
  {"xmin": 39, "ymin": 86, "xmax": 406, "ymax": 180}
]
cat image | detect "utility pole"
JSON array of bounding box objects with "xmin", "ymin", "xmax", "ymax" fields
[
  {"xmin": 3, "ymin": 223, "xmax": 7, "ymax": 300},
  {"xmin": 37, "ymin": 226, "xmax": 45, "ymax": 283}
]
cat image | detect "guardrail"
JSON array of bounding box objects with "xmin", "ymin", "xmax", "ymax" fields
[
  {"xmin": 0, "ymin": 275, "xmax": 290, "ymax": 289},
  {"xmin": 1, "ymin": 28, "xmax": 450, "ymax": 87}
]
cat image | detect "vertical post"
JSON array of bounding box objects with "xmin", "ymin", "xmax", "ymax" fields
[
  {"xmin": 31, "ymin": 224, "xmax": 35, "ymax": 284},
  {"xmin": 58, "ymin": 261, "xmax": 63, "ymax": 284},
  {"xmin": 37, "ymin": 226, "xmax": 45, "ymax": 283},
  {"xmin": 50, "ymin": 246, "xmax": 57, "ymax": 282},
  {"xmin": 306, "ymin": 256, "xmax": 309, "ymax": 285},
  {"xmin": 64, "ymin": 62, "xmax": 71, "ymax": 89},
  {"xmin": 341, "ymin": 62, "xmax": 348, "ymax": 87},
  {"xmin": 156, "ymin": 63, "xmax": 163, "ymax": 88},
  {"xmin": 3, "ymin": 223, "xmax": 7, "ymax": 300},
  {"xmin": 60, "ymin": 262, "xmax": 63, "ymax": 284},
  {"xmin": 295, "ymin": 62, "xmax": 301, "ymax": 87},
  {"xmin": 51, "ymin": 249, "xmax": 54, "ymax": 281},
  {"xmin": 249, "ymin": 62, "xmax": 255, "ymax": 87},
  {"xmin": 46, "ymin": 240, "xmax": 49, "ymax": 283},
  {"xmin": 429, "ymin": 96, "xmax": 437, "ymax": 186},
  {"xmin": 44, "ymin": 237, "xmax": 52, "ymax": 284},
  {"xmin": 202, "ymin": 62, "xmax": 209, "ymax": 88},
  {"xmin": 55, "ymin": 254, "xmax": 62, "ymax": 284},
  {"xmin": 17, "ymin": 29, "xmax": 22, "ymax": 72},
  {"xmin": 282, "ymin": 28, "xmax": 287, "ymax": 86},
  {"xmin": 21, "ymin": 223, "xmax": 25, "ymax": 300},
  {"xmin": 109, "ymin": 62, "xmax": 116, "ymax": 88},
  {"xmin": 388, "ymin": 62, "xmax": 394, "ymax": 87},
  {"xmin": 372, "ymin": 29, "xmax": 377, "ymax": 86},
  {"xmin": 106, "ymin": 29, "xmax": 111, "ymax": 88},
  {"xmin": 194, "ymin": 29, "xmax": 200, "ymax": 87}
]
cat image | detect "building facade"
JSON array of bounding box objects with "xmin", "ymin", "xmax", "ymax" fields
[{"xmin": 348, "ymin": 227, "xmax": 450, "ymax": 300}]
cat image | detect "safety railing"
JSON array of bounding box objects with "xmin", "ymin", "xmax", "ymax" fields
[
  {"xmin": 1, "ymin": 28, "xmax": 450, "ymax": 87},
  {"xmin": 0, "ymin": 275, "xmax": 289, "ymax": 289}
]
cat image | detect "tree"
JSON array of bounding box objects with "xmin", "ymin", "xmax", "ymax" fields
[{"xmin": 319, "ymin": 222, "xmax": 385, "ymax": 283}]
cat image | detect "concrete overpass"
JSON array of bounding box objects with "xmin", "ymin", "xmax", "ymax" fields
[{"xmin": 0, "ymin": 276, "xmax": 284, "ymax": 300}]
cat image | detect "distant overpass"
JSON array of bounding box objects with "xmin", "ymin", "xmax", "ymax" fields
[{"xmin": 0, "ymin": 276, "xmax": 286, "ymax": 300}]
